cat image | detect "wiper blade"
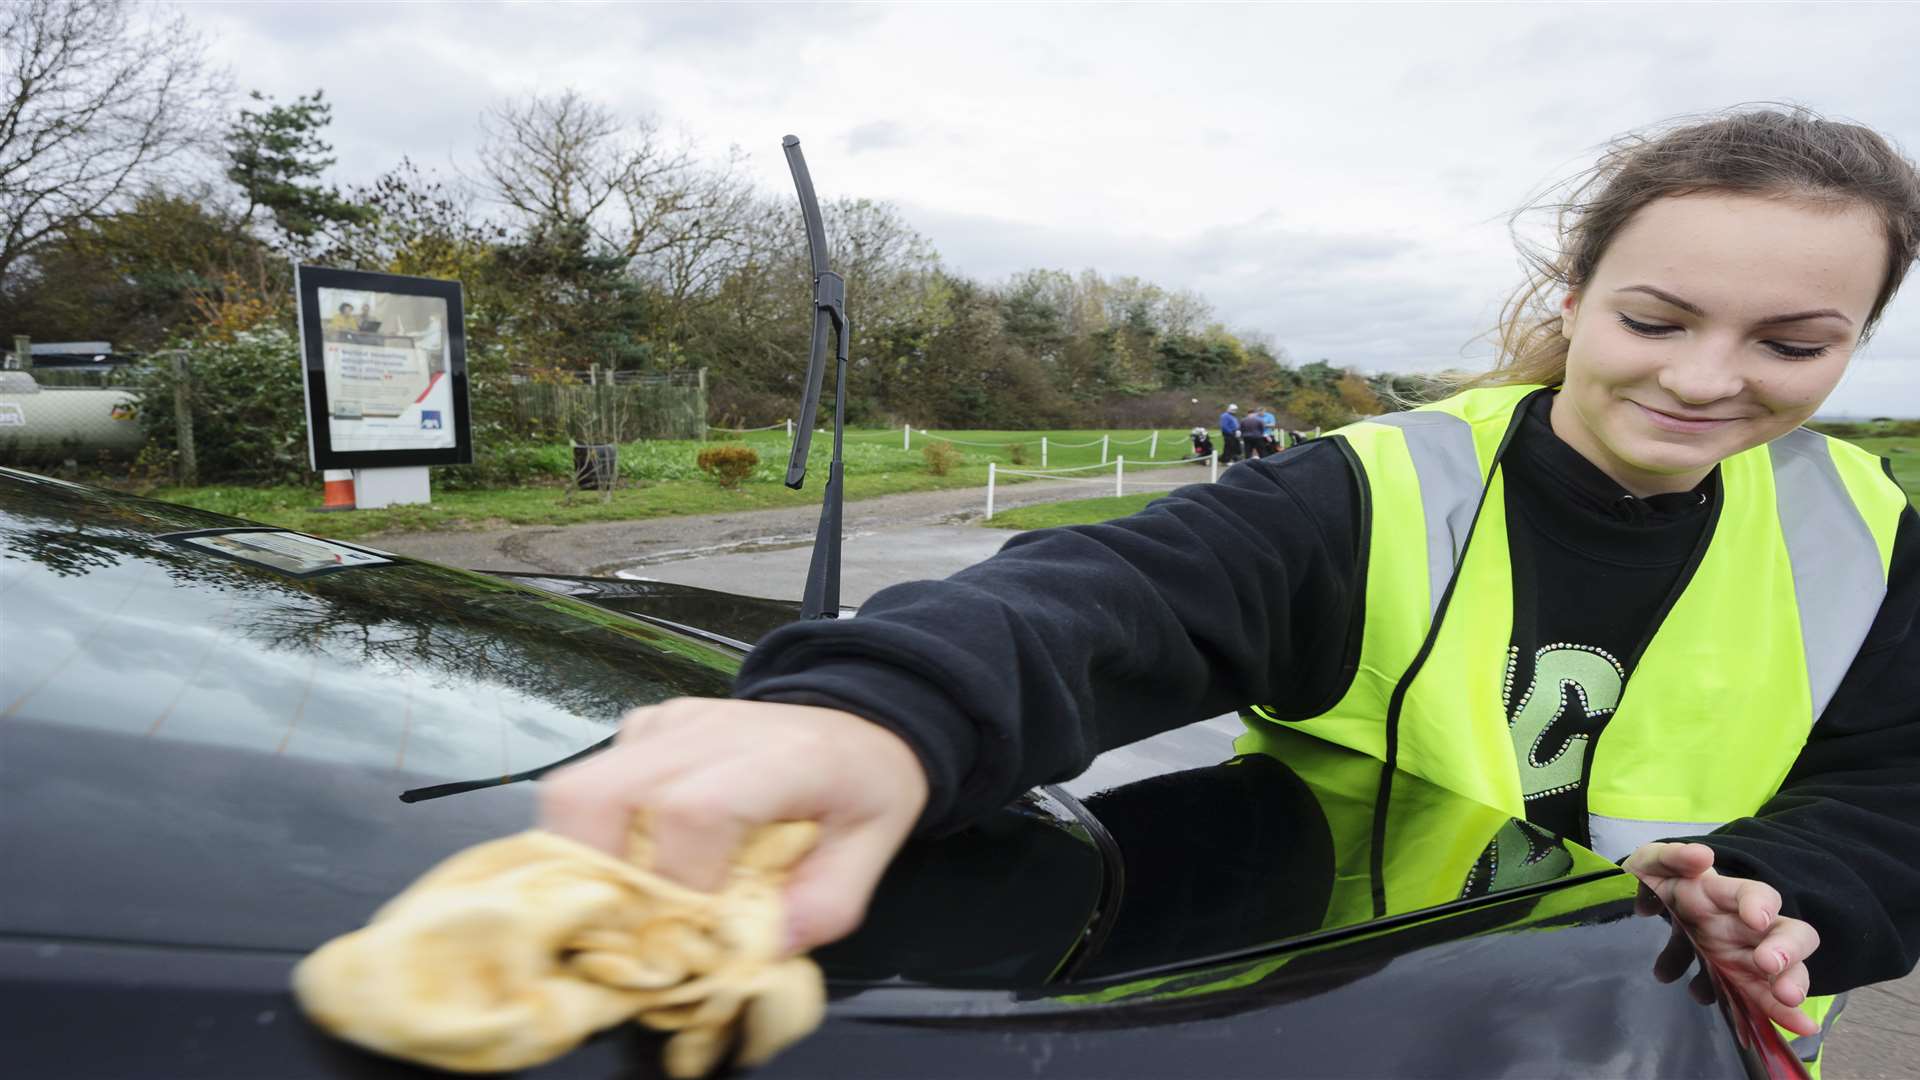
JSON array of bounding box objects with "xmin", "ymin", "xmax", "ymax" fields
[
  {"xmin": 781, "ymin": 135, "xmax": 849, "ymax": 621},
  {"xmin": 398, "ymin": 737, "xmax": 610, "ymax": 803}
]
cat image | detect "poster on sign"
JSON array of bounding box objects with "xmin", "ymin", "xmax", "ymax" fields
[{"xmin": 295, "ymin": 266, "xmax": 472, "ymax": 469}]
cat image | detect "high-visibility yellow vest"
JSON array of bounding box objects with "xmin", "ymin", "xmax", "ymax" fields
[{"xmin": 1238, "ymin": 384, "xmax": 1906, "ymax": 1073}]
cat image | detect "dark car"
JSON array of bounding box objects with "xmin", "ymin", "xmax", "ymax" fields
[{"xmin": 0, "ymin": 467, "xmax": 1806, "ymax": 1079}]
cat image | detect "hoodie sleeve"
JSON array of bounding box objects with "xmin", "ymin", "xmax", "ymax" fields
[
  {"xmin": 731, "ymin": 440, "xmax": 1365, "ymax": 832},
  {"xmin": 1693, "ymin": 507, "xmax": 1920, "ymax": 994}
]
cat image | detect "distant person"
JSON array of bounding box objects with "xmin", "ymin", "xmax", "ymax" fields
[
  {"xmin": 1218, "ymin": 403, "xmax": 1241, "ymax": 463},
  {"xmin": 1239, "ymin": 408, "xmax": 1268, "ymax": 459},
  {"xmin": 1188, "ymin": 426, "xmax": 1214, "ymax": 462},
  {"xmin": 1258, "ymin": 408, "xmax": 1280, "ymax": 454}
]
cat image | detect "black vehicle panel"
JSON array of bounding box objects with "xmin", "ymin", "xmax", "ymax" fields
[{"xmin": 2, "ymin": 876, "xmax": 1765, "ymax": 1079}]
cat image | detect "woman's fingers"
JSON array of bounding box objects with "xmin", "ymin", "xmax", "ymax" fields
[
  {"xmin": 1755, "ymin": 916, "xmax": 1820, "ymax": 980},
  {"xmin": 1692, "ymin": 872, "xmax": 1782, "ymax": 934},
  {"xmin": 1762, "ymin": 981, "xmax": 1822, "ymax": 1037},
  {"xmin": 782, "ymin": 826, "xmax": 912, "ymax": 951},
  {"xmin": 541, "ymin": 739, "xmax": 671, "ymax": 857},
  {"xmin": 540, "ymin": 697, "xmax": 929, "ymax": 956},
  {"xmin": 1625, "ymin": 841, "xmax": 1716, "ymax": 883}
]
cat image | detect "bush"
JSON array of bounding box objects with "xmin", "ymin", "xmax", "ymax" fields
[
  {"xmin": 696, "ymin": 444, "xmax": 760, "ymax": 488},
  {"xmin": 132, "ymin": 324, "xmax": 310, "ymax": 485},
  {"xmin": 922, "ymin": 440, "xmax": 961, "ymax": 476}
]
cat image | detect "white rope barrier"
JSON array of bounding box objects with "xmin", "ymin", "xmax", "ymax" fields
[
  {"xmin": 708, "ymin": 420, "xmax": 791, "ymax": 433},
  {"xmin": 998, "ymin": 472, "xmax": 1116, "ymax": 484},
  {"xmin": 987, "ymin": 448, "xmax": 1224, "ymax": 519},
  {"xmin": 996, "ymin": 460, "xmax": 1125, "ymax": 476},
  {"xmin": 920, "ymin": 433, "xmax": 1034, "ymax": 448}
]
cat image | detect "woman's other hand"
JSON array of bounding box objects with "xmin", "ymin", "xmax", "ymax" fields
[
  {"xmin": 1624, "ymin": 841, "xmax": 1821, "ymax": 1037},
  {"xmin": 539, "ymin": 698, "xmax": 929, "ymax": 953}
]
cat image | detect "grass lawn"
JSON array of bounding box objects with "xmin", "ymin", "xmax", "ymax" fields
[
  {"xmin": 978, "ymin": 428, "xmax": 1920, "ymax": 534},
  {"xmin": 1847, "ymin": 436, "xmax": 1920, "ymax": 506},
  {"xmin": 142, "ymin": 425, "xmax": 1200, "ymax": 538},
  {"xmin": 982, "ymin": 493, "xmax": 1163, "ymax": 531}
]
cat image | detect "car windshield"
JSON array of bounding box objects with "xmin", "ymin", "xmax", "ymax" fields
[{"xmin": 0, "ymin": 470, "xmax": 735, "ymax": 785}]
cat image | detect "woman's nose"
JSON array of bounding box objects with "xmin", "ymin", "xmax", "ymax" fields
[{"xmin": 1655, "ymin": 340, "xmax": 1746, "ymax": 405}]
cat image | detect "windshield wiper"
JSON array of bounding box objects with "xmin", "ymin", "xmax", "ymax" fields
[
  {"xmin": 398, "ymin": 737, "xmax": 610, "ymax": 803},
  {"xmin": 781, "ymin": 135, "xmax": 849, "ymax": 621}
]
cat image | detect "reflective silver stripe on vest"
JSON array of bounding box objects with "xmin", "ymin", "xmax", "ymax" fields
[
  {"xmin": 1585, "ymin": 812, "xmax": 1726, "ymax": 862},
  {"xmin": 1770, "ymin": 428, "xmax": 1887, "ymax": 722},
  {"xmin": 1368, "ymin": 410, "xmax": 1484, "ymax": 619},
  {"xmin": 1787, "ymin": 991, "xmax": 1847, "ymax": 1064}
]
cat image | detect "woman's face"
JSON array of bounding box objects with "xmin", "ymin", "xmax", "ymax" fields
[{"xmin": 1555, "ymin": 192, "xmax": 1887, "ymax": 496}]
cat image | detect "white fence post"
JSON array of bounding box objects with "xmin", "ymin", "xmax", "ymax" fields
[
  {"xmin": 1041, "ymin": 437, "xmax": 1048, "ymax": 468},
  {"xmin": 1115, "ymin": 456, "xmax": 1124, "ymax": 497},
  {"xmin": 986, "ymin": 462, "xmax": 997, "ymax": 520},
  {"xmin": 1101, "ymin": 434, "xmax": 1110, "ymax": 464},
  {"xmin": 786, "ymin": 418, "xmax": 793, "ymax": 439},
  {"xmin": 1150, "ymin": 430, "xmax": 1159, "ymax": 457},
  {"xmin": 904, "ymin": 424, "xmax": 911, "ymax": 450},
  {"xmin": 1209, "ymin": 451, "xmax": 1218, "ymax": 484}
]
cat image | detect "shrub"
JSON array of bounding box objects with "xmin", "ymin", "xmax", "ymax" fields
[
  {"xmin": 132, "ymin": 324, "xmax": 309, "ymax": 485},
  {"xmin": 697, "ymin": 444, "xmax": 760, "ymax": 488},
  {"xmin": 922, "ymin": 440, "xmax": 961, "ymax": 476},
  {"xmin": 1005, "ymin": 442, "xmax": 1028, "ymax": 465}
]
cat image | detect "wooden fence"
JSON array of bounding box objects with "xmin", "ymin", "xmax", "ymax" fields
[{"xmin": 503, "ymin": 368, "xmax": 708, "ymax": 441}]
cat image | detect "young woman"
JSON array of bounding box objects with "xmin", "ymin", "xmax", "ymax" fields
[{"xmin": 541, "ymin": 107, "xmax": 1920, "ymax": 1070}]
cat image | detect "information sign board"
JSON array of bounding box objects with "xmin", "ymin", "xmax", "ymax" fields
[{"xmin": 295, "ymin": 266, "xmax": 472, "ymax": 470}]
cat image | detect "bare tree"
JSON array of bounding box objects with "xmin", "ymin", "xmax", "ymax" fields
[
  {"xmin": 479, "ymin": 88, "xmax": 756, "ymax": 268},
  {"xmin": 0, "ymin": 0, "xmax": 224, "ymax": 284}
]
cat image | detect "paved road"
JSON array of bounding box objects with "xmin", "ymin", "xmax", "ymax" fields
[
  {"xmin": 367, "ymin": 476, "xmax": 1168, "ymax": 579},
  {"xmin": 370, "ymin": 494, "xmax": 1916, "ymax": 1077}
]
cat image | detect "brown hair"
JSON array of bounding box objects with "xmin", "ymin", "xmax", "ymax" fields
[{"xmin": 1467, "ymin": 105, "xmax": 1920, "ymax": 390}]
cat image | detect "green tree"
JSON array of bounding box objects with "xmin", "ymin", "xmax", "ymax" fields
[
  {"xmin": 0, "ymin": 189, "xmax": 270, "ymax": 351},
  {"xmin": 225, "ymin": 90, "xmax": 374, "ymax": 250},
  {"xmin": 1284, "ymin": 386, "xmax": 1353, "ymax": 429}
]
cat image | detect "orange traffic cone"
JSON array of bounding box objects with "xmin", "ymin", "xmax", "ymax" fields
[{"xmin": 317, "ymin": 469, "xmax": 356, "ymax": 512}]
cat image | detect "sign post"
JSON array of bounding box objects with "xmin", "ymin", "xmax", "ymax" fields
[{"xmin": 294, "ymin": 266, "xmax": 471, "ymax": 508}]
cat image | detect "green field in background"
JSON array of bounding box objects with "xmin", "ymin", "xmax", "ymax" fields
[
  {"xmin": 118, "ymin": 424, "xmax": 1920, "ymax": 538},
  {"xmin": 143, "ymin": 426, "xmax": 1203, "ymax": 537}
]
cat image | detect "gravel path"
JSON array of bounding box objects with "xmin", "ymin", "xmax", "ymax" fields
[{"xmin": 363, "ymin": 476, "xmax": 1157, "ymax": 574}]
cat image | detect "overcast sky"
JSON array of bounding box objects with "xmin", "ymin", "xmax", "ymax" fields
[{"xmin": 194, "ymin": 2, "xmax": 1920, "ymax": 416}]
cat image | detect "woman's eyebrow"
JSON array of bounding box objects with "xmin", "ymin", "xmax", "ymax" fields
[{"xmin": 1612, "ymin": 284, "xmax": 1854, "ymax": 327}]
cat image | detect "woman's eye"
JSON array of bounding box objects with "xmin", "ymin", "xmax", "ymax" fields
[
  {"xmin": 1764, "ymin": 341, "xmax": 1831, "ymax": 360},
  {"xmin": 1616, "ymin": 312, "xmax": 1675, "ymax": 336}
]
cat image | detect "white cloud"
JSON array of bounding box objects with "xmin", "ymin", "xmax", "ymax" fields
[{"xmin": 192, "ymin": 1, "xmax": 1920, "ymax": 412}]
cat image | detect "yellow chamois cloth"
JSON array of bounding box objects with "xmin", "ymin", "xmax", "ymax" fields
[{"xmin": 292, "ymin": 822, "xmax": 826, "ymax": 1077}]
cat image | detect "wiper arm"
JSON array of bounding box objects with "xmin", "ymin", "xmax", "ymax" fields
[{"xmin": 781, "ymin": 135, "xmax": 849, "ymax": 621}]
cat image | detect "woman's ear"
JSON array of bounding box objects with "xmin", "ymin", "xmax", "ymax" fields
[{"xmin": 1559, "ymin": 290, "xmax": 1582, "ymax": 342}]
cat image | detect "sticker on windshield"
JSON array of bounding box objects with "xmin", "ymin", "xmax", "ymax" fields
[{"xmin": 162, "ymin": 529, "xmax": 394, "ymax": 578}]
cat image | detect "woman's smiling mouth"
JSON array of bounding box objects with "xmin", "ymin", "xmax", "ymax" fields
[{"xmin": 1631, "ymin": 400, "xmax": 1744, "ymax": 434}]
